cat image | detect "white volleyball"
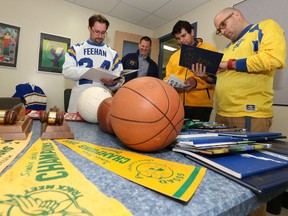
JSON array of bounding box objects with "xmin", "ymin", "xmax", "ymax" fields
[{"xmin": 77, "ymin": 87, "xmax": 112, "ymax": 123}]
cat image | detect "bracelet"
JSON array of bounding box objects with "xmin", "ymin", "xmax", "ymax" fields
[{"xmin": 227, "ymin": 59, "xmax": 236, "ymax": 70}]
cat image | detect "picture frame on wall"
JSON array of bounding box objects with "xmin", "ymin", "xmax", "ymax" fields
[
  {"xmin": 38, "ymin": 32, "xmax": 71, "ymax": 73},
  {"xmin": 0, "ymin": 22, "xmax": 20, "ymax": 67}
]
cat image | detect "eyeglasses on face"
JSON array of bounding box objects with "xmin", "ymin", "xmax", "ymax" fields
[
  {"xmin": 91, "ymin": 28, "xmax": 107, "ymax": 36},
  {"xmin": 216, "ymin": 12, "xmax": 234, "ymax": 35}
]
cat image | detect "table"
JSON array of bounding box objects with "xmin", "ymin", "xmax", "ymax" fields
[{"xmin": 2, "ymin": 120, "xmax": 286, "ymax": 216}]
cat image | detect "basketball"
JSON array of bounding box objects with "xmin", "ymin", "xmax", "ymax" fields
[
  {"xmin": 77, "ymin": 87, "xmax": 112, "ymax": 123},
  {"xmin": 110, "ymin": 77, "xmax": 184, "ymax": 152},
  {"xmin": 97, "ymin": 97, "xmax": 114, "ymax": 134}
]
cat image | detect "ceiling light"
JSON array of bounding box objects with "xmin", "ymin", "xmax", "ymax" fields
[{"xmin": 163, "ymin": 45, "xmax": 177, "ymax": 51}]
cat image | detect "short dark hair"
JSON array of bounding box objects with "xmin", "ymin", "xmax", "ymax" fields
[
  {"xmin": 172, "ymin": 20, "xmax": 193, "ymax": 36},
  {"xmin": 89, "ymin": 14, "xmax": 110, "ymax": 29},
  {"xmin": 140, "ymin": 36, "xmax": 152, "ymax": 46}
]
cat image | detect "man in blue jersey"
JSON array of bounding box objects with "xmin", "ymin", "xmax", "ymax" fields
[{"xmin": 62, "ymin": 14, "xmax": 123, "ymax": 112}]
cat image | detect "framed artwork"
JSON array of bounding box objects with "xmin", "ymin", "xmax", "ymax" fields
[
  {"xmin": 0, "ymin": 22, "xmax": 20, "ymax": 67},
  {"xmin": 38, "ymin": 32, "xmax": 71, "ymax": 73}
]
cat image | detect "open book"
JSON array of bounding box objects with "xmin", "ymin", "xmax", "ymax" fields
[
  {"xmin": 80, "ymin": 68, "xmax": 138, "ymax": 82},
  {"xmin": 166, "ymin": 74, "xmax": 187, "ymax": 89}
]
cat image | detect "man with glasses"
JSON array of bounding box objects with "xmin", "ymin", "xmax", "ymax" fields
[
  {"xmin": 62, "ymin": 14, "xmax": 123, "ymax": 112},
  {"xmin": 214, "ymin": 8, "xmax": 286, "ymax": 215},
  {"xmin": 164, "ymin": 20, "xmax": 218, "ymax": 121},
  {"xmin": 214, "ymin": 7, "xmax": 286, "ymax": 132}
]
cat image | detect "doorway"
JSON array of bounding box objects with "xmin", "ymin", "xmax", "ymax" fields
[
  {"xmin": 158, "ymin": 22, "xmax": 198, "ymax": 79},
  {"xmin": 158, "ymin": 34, "xmax": 178, "ymax": 79},
  {"xmin": 122, "ymin": 41, "xmax": 138, "ymax": 57}
]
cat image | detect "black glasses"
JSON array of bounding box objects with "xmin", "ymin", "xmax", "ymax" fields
[
  {"xmin": 216, "ymin": 13, "xmax": 234, "ymax": 35},
  {"xmin": 91, "ymin": 28, "xmax": 107, "ymax": 36}
]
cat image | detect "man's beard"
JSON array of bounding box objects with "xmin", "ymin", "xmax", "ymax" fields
[{"xmin": 93, "ymin": 38, "xmax": 104, "ymax": 44}]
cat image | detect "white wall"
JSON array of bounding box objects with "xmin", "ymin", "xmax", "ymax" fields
[
  {"xmin": 153, "ymin": 0, "xmax": 243, "ymax": 50},
  {"xmin": 154, "ymin": 0, "xmax": 288, "ymax": 136},
  {"xmin": 0, "ymin": 0, "xmax": 153, "ymax": 111},
  {"xmin": 1, "ymin": 0, "xmax": 287, "ymax": 136}
]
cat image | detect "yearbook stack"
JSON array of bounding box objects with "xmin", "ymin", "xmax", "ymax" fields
[{"xmin": 173, "ymin": 121, "xmax": 288, "ymax": 193}]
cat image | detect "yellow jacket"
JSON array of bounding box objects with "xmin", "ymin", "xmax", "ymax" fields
[{"xmin": 164, "ymin": 39, "xmax": 218, "ymax": 107}]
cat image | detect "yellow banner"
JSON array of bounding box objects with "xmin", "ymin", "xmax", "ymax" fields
[
  {"xmin": 56, "ymin": 139, "xmax": 206, "ymax": 202},
  {"xmin": 0, "ymin": 132, "xmax": 32, "ymax": 174},
  {"xmin": 0, "ymin": 138, "xmax": 132, "ymax": 216}
]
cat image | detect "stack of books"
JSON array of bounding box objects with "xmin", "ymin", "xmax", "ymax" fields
[
  {"xmin": 174, "ymin": 132, "xmax": 274, "ymax": 155},
  {"xmin": 173, "ymin": 123, "xmax": 288, "ymax": 193}
]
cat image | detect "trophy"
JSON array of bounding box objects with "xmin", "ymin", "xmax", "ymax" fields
[
  {"xmin": 40, "ymin": 107, "xmax": 74, "ymax": 139},
  {"xmin": 0, "ymin": 103, "xmax": 32, "ymax": 140}
]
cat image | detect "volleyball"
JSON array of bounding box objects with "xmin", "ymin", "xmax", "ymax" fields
[{"xmin": 77, "ymin": 87, "xmax": 112, "ymax": 123}]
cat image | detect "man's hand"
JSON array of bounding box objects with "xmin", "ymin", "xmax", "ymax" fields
[
  {"xmin": 217, "ymin": 61, "xmax": 227, "ymax": 73},
  {"xmin": 191, "ymin": 63, "xmax": 207, "ymax": 78},
  {"xmin": 100, "ymin": 78, "xmax": 119, "ymax": 86},
  {"xmin": 191, "ymin": 63, "xmax": 213, "ymax": 83},
  {"xmin": 184, "ymin": 77, "xmax": 197, "ymax": 90}
]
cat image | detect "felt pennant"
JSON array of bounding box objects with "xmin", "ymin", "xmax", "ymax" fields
[
  {"xmin": 0, "ymin": 132, "xmax": 32, "ymax": 174},
  {"xmin": 56, "ymin": 139, "xmax": 206, "ymax": 202},
  {"xmin": 0, "ymin": 138, "xmax": 132, "ymax": 216}
]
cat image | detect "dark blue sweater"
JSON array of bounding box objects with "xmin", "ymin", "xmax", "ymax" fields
[{"xmin": 121, "ymin": 50, "xmax": 159, "ymax": 83}]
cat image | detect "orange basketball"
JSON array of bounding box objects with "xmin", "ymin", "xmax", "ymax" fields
[
  {"xmin": 110, "ymin": 77, "xmax": 184, "ymax": 152},
  {"xmin": 97, "ymin": 97, "xmax": 114, "ymax": 135}
]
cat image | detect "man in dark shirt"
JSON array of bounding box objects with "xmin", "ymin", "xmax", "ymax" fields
[{"xmin": 121, "ymin": 36, "xmax": 159, "ymax": 83}]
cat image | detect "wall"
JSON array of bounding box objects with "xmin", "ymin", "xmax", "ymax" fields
[
  {"xmin": 1, "ymin": 0, "xmax": 287, "ymax": 136},
  {"xmin": 0, "ymin": 0, "xmax": 153, "ymax": 111},
  {"xmin": 154, "ymin": 0, "xmax": 288, "ymax": 136},
  {"xmin": 153, "ymin": 0, "xmax": 243, "ymax": 50},
  {"xmin": 114, "ymin": 31, "xmax": 159, "ymax": 63}
]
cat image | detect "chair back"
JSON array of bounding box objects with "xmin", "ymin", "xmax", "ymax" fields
[
  {"xmin": 64, "ymin": 89, "xmax": 72, "ymax": 112},
  {"xmin": 0, "ymin": 97, "xmax": 22, "ymax": 110}
]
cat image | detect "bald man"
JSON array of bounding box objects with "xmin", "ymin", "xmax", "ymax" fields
[
  {"xmin": 213, "ymin": 7, "xmax": 287, "ymax": 216},
  {"xmin": 213, "ymin": 7, "xmax": 286, "ymax": 132}
]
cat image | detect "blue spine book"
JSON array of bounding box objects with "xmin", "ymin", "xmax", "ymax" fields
[
  {"xmin": 173, "ymin": 149, "xmax": 288, "ymax": 179},
  {"xmin": 217, "ymin": 132, "xmax": 283, "ymax": 138},
  {"xmin": 216, "ymin": 132, "xmax": 287, "ymax": 141},
  {"xmin": 177, "ymin": 136, "xmax": 244, "ymax": 147}
]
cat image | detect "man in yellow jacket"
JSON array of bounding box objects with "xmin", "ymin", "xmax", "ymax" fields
[{"xmin": 164, "ymin": 20, "xmax": 218, "ymax": 121}]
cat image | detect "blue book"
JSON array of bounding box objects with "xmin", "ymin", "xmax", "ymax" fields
[
  {"xmin": 177, "ymin": 136, "xmax": 244, "ymax": 146},
  {"xmin": 185, "ymin": 154, "xmax": 288, "ymax": 194},
  {"xmin": 217, "ymin": 132, "xmax": 283, "ymax": 138},
  {"xmin": 217, "ymin": 132, "xmax": 287, "ymax": 141},
  {"xmin": 243, "ymin": 135, "xmax": 287, "ymax": 141},
  {"xmin": 173, "ymin": 149, "xmax": 288, "ymax": 179}
]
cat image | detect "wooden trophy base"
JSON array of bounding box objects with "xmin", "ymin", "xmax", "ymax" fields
[
  {"xmin": 41, "ymin": 120, "xmax": 74, "ymax": 139},
  {"xmin": 0, "ymin": 115, "xmax": 33, "ymax": 140}
]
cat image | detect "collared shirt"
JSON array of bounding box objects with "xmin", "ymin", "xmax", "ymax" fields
[{"xmin": 138, "ymin": 54, "xmax": 149, "ymax": 77}]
